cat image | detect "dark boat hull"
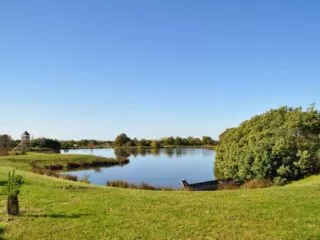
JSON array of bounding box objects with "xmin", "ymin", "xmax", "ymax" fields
[{"xmin": 181, "ymin": 179, "xmax": 237, "ymax": 191}]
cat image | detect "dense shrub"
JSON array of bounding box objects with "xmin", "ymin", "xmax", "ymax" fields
[
  {"xmin": 0, "ymin": 135, "xmax": 15, "ymax": 156},
  {"xmin": 31, "ymin": 138, "xmax": 61, "ymax": 152},
  {"xmin": 114, "ymin": 133, "xmax": 131, "ymax": 147},
  {"xmin": 215, "ymin": 105, "xmax": 320, "ymax": 184},
  {"xmin": 151, "ymin": 140, "xmax": 161, "ymax": 149}
]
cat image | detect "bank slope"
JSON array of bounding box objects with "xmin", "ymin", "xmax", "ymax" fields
[{"xmin": 0, "ymin": 167, "xmax": 319, "ymax": 240}]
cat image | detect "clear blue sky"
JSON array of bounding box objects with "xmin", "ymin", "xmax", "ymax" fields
[{"xmin": 0, "ymin": 1, "xmax": 319, "ymax": 140}]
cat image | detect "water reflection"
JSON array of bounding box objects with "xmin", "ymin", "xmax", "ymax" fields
[
  {"xmin": 63, "ymin": 147, "xmax": 213, "ymax": 159},
  {"xmin": 80, "ymin": 147, "xmax": 208, "ymax": 159},
  {"xmin": 61, "ymin": 148, "xmax": 215, "ymax": 188}
]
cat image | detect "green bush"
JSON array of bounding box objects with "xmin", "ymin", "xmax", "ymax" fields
[
  {"xmin": 5, "ymin": 170, "xmax": 23, "ymax": 215},
  {"xmin": 0, "ymin": 134, "xmax": 15, "ymax": 156},
  {"xmin": 215, "ymin": 105, "xmax": 320, "ymax": 184},
  {"xmin": 5, "ymin": 170, "xmax": 23, "ymax": 197},
  {"xmin": 31, "ymin": 138, "xmax": 61, "ymax": 152}
]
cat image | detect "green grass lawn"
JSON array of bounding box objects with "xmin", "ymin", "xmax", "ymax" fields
[
  {"xmin": 0, "ymin": 154, "xmax": 320, "ymax": 239},
  {"xmin": 0, "ymin": 152, "xmax": 124, "ymax": 171}
]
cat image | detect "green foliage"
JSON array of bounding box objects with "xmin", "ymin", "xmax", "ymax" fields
[
  {"xmin": 137, "ymin": 138, "xmax": 151, "ymax": 147},
  {"xmin": 59, "ymin": 134, "xmax": 217, "ymax": 149},
  {"xmin": 174, "ymin": 137, "xmax": 183, "ymax": 146},
  {"xmin": 202, "ymin": 136, "xmax": 215, "ymax": 145},
  {"xmin": 31, "ymin": 138, "xmax": 61, "ymax": 152},
  {"xmin": 5, "ymin": 170, "xmax": 23, "ymax": 197},
  {"xmin": 114, "ymin": 133, "xmax": 131, "ymax": 147},
  {"xmin": 151, "ymin": 140, "xmax": 161, "ymax": 149},
  {"xmin": 60, "ymin": 140, "xmax": 76, "ymax": 149},
  {"xmin": 162, "ymin": 137, "xmax": 175, "ymax": 146},
  {"xmin": 215, "ymin": 105, "xmax": 320, "ymax": 183},
  {"xmin": 0, "ymin": 135, "xmax": 15, "ymax": 156},
  {"xmin": 59, "ymin": 139, "xmax": 112, "ymax": 149}
]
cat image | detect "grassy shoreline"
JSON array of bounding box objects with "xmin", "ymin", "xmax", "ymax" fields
[
  {"xmin": 0, "ymin": 167, "xmax": 319, "ymax": 239},
  {"xmin": 0, "ymin": 153, "xmax": 319, "ymax": 239},
  {"xmin": 0, "ymin": 152, "xmax": 128, "ymax": 172}
]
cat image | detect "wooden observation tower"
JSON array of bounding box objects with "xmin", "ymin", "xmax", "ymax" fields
[
  {"xmin": 12, "ymin": 131, "xmax": 31, "ymax": 153},
  {"xmin": 21, "ymin": 131, "xmax": 31, "ymax": 146}
]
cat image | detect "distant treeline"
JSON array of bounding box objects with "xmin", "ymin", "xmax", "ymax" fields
[
  {"xmin": 59, "ymin": 139, "xmax": 112, "ymax": 149},
  {"xmin": 0, "ymin": 133, "xmax": 217, "ymax": 155},
  {"xmin": 60, "ymin": 134, "xmax": 218, "ymax": 149}
]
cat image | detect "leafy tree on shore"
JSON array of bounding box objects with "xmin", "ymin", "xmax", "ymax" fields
[
  {"xmin": 174, "ymin": 137, "xmax": 183, "ymax": 146},
  {"xmin": 31, "ymin": 138, "xmax": 61, "ymax": 152},
  {"xmin": 162, "ymin": 137, "xmax": 175, "ymax": 146},
  {"xmin": 151, "ymin": 140, "xmax": 161, "ymax": 149},
  {"xmin": 215, "ymin": 105, "xmax": 320, "ymax": 184},
  {"xmin": 138, "ymin": 138, "xmax": 151, "ymax": 147},
  {"xmin": 114, "ymin": 133, "xmax": 131, "ymax": 147},
  {"xmin": 0, "ymin": 135, "xmax": 15, "ymax": 155},
  {"xmin": 202, "ymin": 136, "xmax": 215, "ymax": 145}
]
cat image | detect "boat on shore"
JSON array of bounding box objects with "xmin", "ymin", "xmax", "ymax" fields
[{"xmin": 181, "ymin": 179, "xmax": 238, "ymax": 191}]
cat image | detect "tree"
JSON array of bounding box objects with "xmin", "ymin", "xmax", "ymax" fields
[
  {"xmin": 162, "ymin": 137, "xmax": 175, "ymax": 146},
  {"xmin": 193, "ymin": 138, "xmax": 202, "ymax": 146},
  {"xmin": 60, "ymin": 140, "xmax": 74, "ymax": 149},
  {"xmin": 114, "ymin": 133, "xmax": 131, "ymax": 147},
  {"xmin": 31, "ymin": 138, "xmax": 61, "ymax": 152},
  {"xmin": 187, "ymin": 137, "xmax": 195, "ymax": 145},
  {"xmin": 151, "ymin": 140, "xmax": 161, "ymax": 149},
  {"xmin": 202, "ymin": 136, "xmax": 214, "ymax": 145},
  {"xmin": 138, "ymin": 138, "xmax": 149, "ymax": 147},
  {"xmin": 88, "ymin": 140, "xmax": 97, "ymax": 148},
  {"xmin": 132, "ymin": 138, "xmax": 139, "ymax": 146},
  {"xmin": 80, "ymin": 139, "xmax": 90, "ymax": 147},
  {"xmin": 215, "ymin": 106, "xmax": 320, "ymax": 184},
  {"xmin": 0, "ymin": 134, "xmax": 14, "ymax": 155},
  {"xmin": 174, "ymin": 137, "xmax": 183, "ymax": 146},
  {"xmin": 6, "ymin": 170, "xmax": 23, "ymax": 216}
]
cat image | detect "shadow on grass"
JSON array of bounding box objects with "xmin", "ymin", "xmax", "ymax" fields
[
  {"xmin": 0, "ymin": 180, "xmax": 7, "ymax": 186},
  {"xmin": 0, "ymin": 226, "xmax": 4, "ymax": 240},
  {"xmin": 59, "ymin": 185, "xmax": 93, "ymax": 191},
  {"xmin": 22, "ymin": 213, "xmax": 90, "ymax": 219}
]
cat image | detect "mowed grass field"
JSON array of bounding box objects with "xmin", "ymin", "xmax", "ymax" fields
[
  {"xmin": 0, "ymin": 152, "xmax": 122, "ymax": 171},
  {"xmin": 0, "ymin": 154, "xmax": 320, "ymax": 240}
]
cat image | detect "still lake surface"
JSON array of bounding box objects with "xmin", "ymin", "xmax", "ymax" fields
[{"xmin": 61, "ymin": 148, "xmax": 215, "ymax": 188}]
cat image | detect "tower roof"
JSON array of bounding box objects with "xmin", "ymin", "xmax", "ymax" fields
[{"xmin": 22, "ymin": 131, "xmax": 30, "ymax": 136}]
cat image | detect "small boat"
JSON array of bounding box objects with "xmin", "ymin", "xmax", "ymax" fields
[{"xmin": 181, "ymin": 179, "xmax": 237, "ymax": 191}]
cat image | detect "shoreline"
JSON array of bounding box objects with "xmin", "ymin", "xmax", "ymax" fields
[{"xmin": 61, "ymin": 145, "xmax": 216, "ymax": 150}]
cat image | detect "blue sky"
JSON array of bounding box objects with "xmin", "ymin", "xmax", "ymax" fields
[{"xmin": 0, "ymin": 1, "xmax": 319, "ymax": 140}]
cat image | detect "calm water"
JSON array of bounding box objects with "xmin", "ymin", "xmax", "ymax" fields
[{"xmin": 61, "ymin": 148, "xmax": 215, "ymax": 188}]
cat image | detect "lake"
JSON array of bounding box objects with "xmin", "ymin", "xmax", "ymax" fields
[{"xmin": 61, "ymin": 148, "xmax": 215, "ymax": 188}]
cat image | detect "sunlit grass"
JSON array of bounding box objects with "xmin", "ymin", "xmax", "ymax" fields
[
  {"xmin": 0, "ymin": 165, "xmax": 319, "ymax": 239},
  {"xmin": 0, "ymin": 152, "xmax": 122, "ymax": 171}
]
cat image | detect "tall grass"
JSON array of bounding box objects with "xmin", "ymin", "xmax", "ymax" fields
[
  {"xmin": 106, "ymin": 180, "xmax": 173, "ymax": 191},
  {"xmin": 241, "ymin": 179, "xmax": 272, "ymax": 189}
]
